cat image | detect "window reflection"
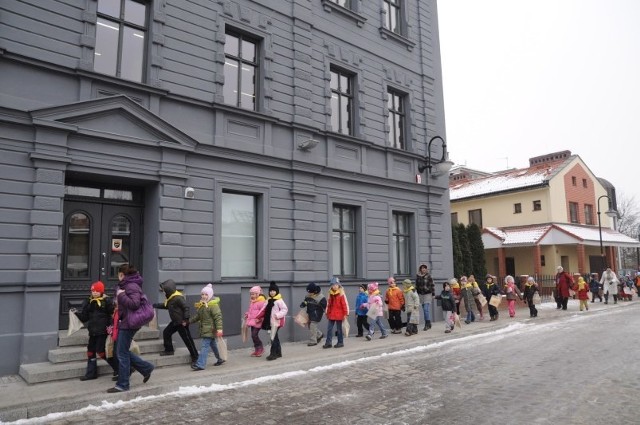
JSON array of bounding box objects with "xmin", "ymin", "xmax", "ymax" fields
[{"xmin": 66, "ymin": 213, "xmax": 90, "ymax": 278}]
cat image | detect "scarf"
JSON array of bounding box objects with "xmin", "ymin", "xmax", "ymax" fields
[
  {"xmin": 90, "ymin": 295, "xmax": 106, "ymax": 307},
  {"xmin": 195, "ymin": 297, "xmax": 220, "ymax": 309},
  {"xmin": 164, "ymin": 290, "xmax": 183, "ymax": 307}
]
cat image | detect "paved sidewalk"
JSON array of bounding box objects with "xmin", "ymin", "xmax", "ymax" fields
[{"xmin": 0, "ymin": 298, "xmax": 631, "ymax": 423}]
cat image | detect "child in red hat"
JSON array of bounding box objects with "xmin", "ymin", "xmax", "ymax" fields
[{"xmin": 74, "ymin": 281, "xmax": 117, "ymax": 380}]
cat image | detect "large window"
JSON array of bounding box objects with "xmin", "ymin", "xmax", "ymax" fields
[
  {"xmin": 387, "ymin": 89, "xmax": 406, "ymax": 149},
  {"xmin": 569, "ymin": 202, "xmax": 579, "ymax": 223},
  {"xmin": 392, "ymin": 212, "xmax": 411, "ymax": 275},
  {"xmin": 221, "ymin": 192, "xmax": 257, "ymax": 278},
  {"xmin": 95, "ymin": 0, "xmax": 147, "ymax": 82},
  {"xmin": 469, "ymin": 209, "xmax": 483, "ymax": 227},
  {"xmin": 332, "ymin": 205, "xmax": 357, "ymax": 277},
  {"xmin": 383, "ymin": 0, "xmax": 402, "ymax": 34},
  {"xmin": 330, "ymin": 67, "xmax": 353, "ymax": 135},
  {"xmin": 584, "ymin": 204, "xmax": 594, "ymax": 225},
  {"xmin": 330, "ymin": 0, "xmax": 350, "ymax": 7},
  {"xmin": 224, "ymin": 31, "xmax": 258, "ymax": 110}
]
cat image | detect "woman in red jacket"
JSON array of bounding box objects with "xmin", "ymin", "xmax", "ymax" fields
[{"xmin": 322, "ymin": 279, "xmax": 349, "ymax": 349}]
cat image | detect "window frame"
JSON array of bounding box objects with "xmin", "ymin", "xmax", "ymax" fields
[
  {"xmin": 391, "ymin": 211, "xmax": 412, "ymax": 276},
  {"xmin": 330, "ymin": 66, "xmax": 354, "ymax": 136},
  {"xmin": 383, "ymin": 0, "xmax": 402, "ymax": 34},
  {"xmin": 569, "ymin": 201, "xmax": 579, "ymax": 223},
  {"xmin": 451, "ymin": 212, "xmax": 458, "ymax": 226},
  {"xmin": 514, "ymin": 203, "xmax": 522, "ymax": 214},
  {"xmin": 220, "ymin": 191, "xmax": 259, "ymax": 279},
  {"xmin": 468, "ymin": 209, "xmax": 483, "ymax": 228},
  {"xmin": 94, "ymin": 0, "xmax": 149, "ymax": 82},
  {"xmin": 223, "ymin": 30, "xmax": 259, "ymax": 111},
  {"xmin": 584, "ymin": 204, "xmax": 594, "ymax": 225},
  {"xmin": 533, "ymin": 200, "xmax": 542, "ymax": 211},
  {"xmin": 332, "ymin": 204, "xmax": 358, "ymax": 278},
  {"xmin": 387, "ymin": 88, "xmax": 407, "ymax": 150}
]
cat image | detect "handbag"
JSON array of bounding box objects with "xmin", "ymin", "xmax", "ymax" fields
[
  {"xmin": 477, "ymin": 293, "xmax": 487, "ymax": 307},
  {"xmin": 532, "ymin": 292, "xmax": 542, "ymax": 305},
  {"xmin": 127, "ymin": 293, "xmax": 155, "ymax": 329},
  {"xmin": 489, "ymin": 294, "xmax": 502, "ymax": 307},
  {"xmin": 67, "ymin": 310, "xmax": 84, "ymax": 336},
  {"xmin": 366, "ymin": 302, "xmax": 380, "ymax": 320},
  {"xmin": 294, "ymin": 309, "xmax": 309, "ymax": 328},
  {"xmin": 216, "ymin": 336, "xmax": 228, "ymax": 361}
]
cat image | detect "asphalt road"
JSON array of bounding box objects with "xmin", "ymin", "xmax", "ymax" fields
[{"xmin": 34, "ymin": 304, "xmax": 640, "ymax": 425}]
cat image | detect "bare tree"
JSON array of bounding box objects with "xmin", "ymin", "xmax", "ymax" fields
[{"xmin": 615, "ymin": 192, "xmax": 640, "ymax": 268}]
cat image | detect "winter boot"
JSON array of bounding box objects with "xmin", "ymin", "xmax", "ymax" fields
[
  {"xmin": 80, "ymin": 358, "xmax": 98, "ymax": 381},
  {"xmin": 254, "ymin": 347, "xmax": 264, "ymax": 357}
]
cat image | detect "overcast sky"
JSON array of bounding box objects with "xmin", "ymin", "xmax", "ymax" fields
[{"xmin": 437, "ymin": 0, "xmax": 640, "ymax": 203}]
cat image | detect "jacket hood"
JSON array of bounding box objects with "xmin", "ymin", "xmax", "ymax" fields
[
  {"xmin": 160, "ymin": 279, "xmax": 177, "ymax": 297},
  {"xmin": 417, "ymin": 264, "xmax": 428, "ymax": 275}
]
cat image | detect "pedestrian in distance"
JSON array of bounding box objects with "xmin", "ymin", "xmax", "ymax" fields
[
  {"xmin": 300, "ymin": 282, "xmax": 326, "ymax": 346},
  {"xmin": 190, "ymin": 283, "xmax": 224, "ymax": 370},
  {"xmin": 362, "ymin": 282, "xmax": 388, "ymax": 340},
  {"xmin": 107, "ymin": 264, "xmax": 154, "ymax": 393},
  {"xmin": 504, "ymin": 275, "xmax": 523, "ymax": 318},
  {"xmin": 450, "ymin": 277, "xmax": 462, "ymax": 316},
  {"xmin": 323, "ymin": 279, "xmax": 349, "ymax": 348},
  {"xmin": 480, "ymin": 274, "xmax": 501, "ymax": 321},
  {"xmin": 261, "ymin": 281, "xmax": 288, "ymax": 361},
  {"xmin": 468, "ymin": 275, "xmax": 484, "ymax": 320},
  {"xmin": 244, "ymin": 285, "xmax": 266, "ymax": 357},
  {"xmin": 575, "ymin": 276, "xmax": 590, "ymax": 312},
  {"xmin": 385, "ymin": 277, "xmax": 405, "ymax": 334},
  {"xmin": 435, "ymin": 280, "xmax": 456, "ymax": 333},
  {"xmin": 459, "ymin": 276, "xmax": 476, "ymax": 324},
  {"xmin": 153, "ymin": 279, "xmax": 199, "ymax": 366},
  {"xmin": 600, "ymin": 268, "xmax": 619, "ymax": 305},
  {"xmin": 555, "ymin": 266, "xmax": 574, "ymax": 310},
  {"xmin": 354, "ymin": 283, "xmax": 370, "ymax": 337},
  {"xmin": 589, "ymin": 273, "xmax": 603, "ymax": 303},
  {"xmin": 74, "ymin": 281, "xmax": 116, "ymax": 381},
  {"xmin": 523, "ymin": 276, "xmax": 539, "ymax": 318},
  {"xmin": 415, "ymin": 264, "xmax": 435, "ymax": 330},
  {"xmin": 402, "ymin": 279, "xmax": 420, "ymax": 336}
]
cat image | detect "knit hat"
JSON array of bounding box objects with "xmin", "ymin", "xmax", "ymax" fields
[
  {"xmin": 249, "ymin": 285, "xmax": 262, "ymax": 295},
  {"xmin": 329, "ymin": 276, "xmax": 340, "ymax": 285},
  {"xmin": 402, "ymin": 279, "xmax": 413, "ymax": 290},
  {"xmin": 387, "ymin": 277, "xmax": 395, "ymax": 285},
  {"xmin": 306, "ymin": 282, "xmax": 320, "ymax": 294},
  {"xmin": 459, "ymin": 276, "xmax": 468, "ymax": 283},
  {"xmin": 449, "ymin": 278, "xmax": 458, "ymax": 285},
  {"xmin": 201, "ymin": 283, "xmax": 214, "ymax": 300},
  {"xmin": 360, "ymin": 283, "xmax": 368, "ymax": 291},
  {"xmin": 91, "ymin": 281, "xmax": 105, "ymax": 294},
  {"xmin": 269, "ymin": 281, "xmax": 279, "ymax": 295},
  {"xmin": 367, "ymin": 282, "xmax": 379, "ymax": 292}
]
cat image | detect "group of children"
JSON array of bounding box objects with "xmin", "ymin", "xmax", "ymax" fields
[{"xmin": 76, "ymin": 272, "xmax": 545, "ymax": 381}]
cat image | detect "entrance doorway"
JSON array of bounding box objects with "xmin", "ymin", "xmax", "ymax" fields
[{"xmin": 60, "ymin": 186, "xmax": 143, "ymax": 329}]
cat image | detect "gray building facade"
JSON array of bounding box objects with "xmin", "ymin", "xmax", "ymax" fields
[{"xmin": 0, "ymin": 0, "xmax": 453, "ymax": 375}]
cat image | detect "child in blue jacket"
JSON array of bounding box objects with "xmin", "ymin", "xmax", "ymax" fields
[{"xmin": 354, "ymin": 283, "xmax": 370, "ymax": 337}]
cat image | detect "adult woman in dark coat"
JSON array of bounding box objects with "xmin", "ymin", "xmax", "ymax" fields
[
  {"xmin": 107, "ymin": 264, "xmax": 155, "ymax": 393},
  {"xmin": 555, "ymin": 266, "xmax": 573, "ymax": 310}
]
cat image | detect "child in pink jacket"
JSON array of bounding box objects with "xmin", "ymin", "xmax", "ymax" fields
[
  {"xmin": 244, "ymin": 286, "xmax": 266, "ymax": 357},
  {"xmin": 362, "ymin": 282, "xmax": 388, "ymax": 340}
]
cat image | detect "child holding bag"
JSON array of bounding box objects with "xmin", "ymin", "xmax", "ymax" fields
[{"xmin": 190, "ymin": 283, "xmax": 225, "ymax": 370}]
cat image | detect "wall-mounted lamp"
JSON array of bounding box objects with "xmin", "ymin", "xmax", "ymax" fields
[
  {"xmin": 184, "ymin": 187, "xmax": 195, "ymax": 199},
  {"xmin": 297, "ymin": 138, "xmax": 319, "ymax": 151},
  {"xmin": 418, "ymin": 135, "xmax": 454, "ymax": 177}
]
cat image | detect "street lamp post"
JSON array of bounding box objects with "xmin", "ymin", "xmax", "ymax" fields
[{"xmin": 597, "ymin": 194, "xmax": 618, "ymax": 272}]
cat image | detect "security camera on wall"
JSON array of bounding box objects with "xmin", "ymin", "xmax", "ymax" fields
[{"xmin": 184, "ymin": 187, "xmax": 195, "ymax": 199}]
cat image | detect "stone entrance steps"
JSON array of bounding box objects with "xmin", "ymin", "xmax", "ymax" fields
[{"xmin": 19, "ymin": 328, "xmax": 193, "ymax": 384}]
